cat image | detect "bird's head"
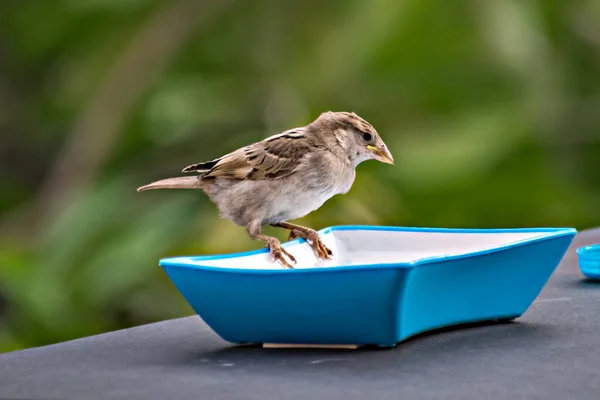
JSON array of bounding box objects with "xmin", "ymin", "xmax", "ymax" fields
[{"xmin": 310, "ymin": 111, "xmax": 394, "ymax": 167}]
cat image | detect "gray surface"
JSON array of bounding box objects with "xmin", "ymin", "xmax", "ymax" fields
[{"xmin": 1, "ymin": 230, "xmax": 600, "ymax": 400}]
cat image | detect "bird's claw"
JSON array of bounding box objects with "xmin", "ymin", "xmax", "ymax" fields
[
  {"xmin": 267, "ymin": 239, "xmax": 297, "ymax": 268},
  {"xmin": 305, "ymin": 230, "xmax": 333, "ymax": 260}
]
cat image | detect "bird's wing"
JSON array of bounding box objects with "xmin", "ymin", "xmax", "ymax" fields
[{"xmin": 181, "ymin": 129, "xmax": 312, "ymax": 180}]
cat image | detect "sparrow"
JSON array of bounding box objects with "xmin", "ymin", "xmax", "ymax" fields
[{"xmin": 137, "ymin": 111, "xmax": 394, "ymax": 268}]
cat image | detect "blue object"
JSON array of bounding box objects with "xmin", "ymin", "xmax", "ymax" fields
[
  {"xmin": 577, "ymin": 244, "xmax": 600, "ymax": 279},
  {"xmin": 160, "ymin": 225, "xmax": 576, "ymax": 347}
]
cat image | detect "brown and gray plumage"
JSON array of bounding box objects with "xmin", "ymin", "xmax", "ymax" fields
[{"xmin": 137, "ymin": 111, "xmax": 394, "ymax": 268}]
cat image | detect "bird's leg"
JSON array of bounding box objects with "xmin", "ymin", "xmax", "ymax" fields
[
  {"xmin": 247, "ymin": 221, "xmax": 296, "ymax": 268},
  {"xmin": 271, "ymin": 222, "xmax": 333, "ymax": 259}
]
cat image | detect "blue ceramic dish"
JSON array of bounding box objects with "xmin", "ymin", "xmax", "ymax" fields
[
  {"xmin": 160, "ymin": 225, "xmax": 576, "ymax": 347},
  {"xmin": 577, "ymin": 244, "xmax": 600, "ymax": 279}
]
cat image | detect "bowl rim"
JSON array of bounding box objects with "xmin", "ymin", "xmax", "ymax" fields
[
  {"xmin": 158, "ymin": 225, "xmax": 577, "ymax": 274},
  {"xmin": 576, "ymin": 244, "xmax": 600, "ymax": 258}
]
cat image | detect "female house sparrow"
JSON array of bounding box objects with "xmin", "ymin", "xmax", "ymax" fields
[{"xmin": 137, "ymin": 111, "xmax": 394, "ymax": 268}]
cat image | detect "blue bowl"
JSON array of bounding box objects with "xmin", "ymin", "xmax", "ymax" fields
[
  {"xmin": 577, "ymin": 244, "xmax": 600, "ymax": 279},
  {"xmin": 160, "ymin": 225, "xmax": 576, "ymax": 347}
]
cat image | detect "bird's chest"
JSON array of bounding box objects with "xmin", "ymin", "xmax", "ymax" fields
[{"xmin": 265, "ymin": 164, "xmax": 355, "ymax": 224}]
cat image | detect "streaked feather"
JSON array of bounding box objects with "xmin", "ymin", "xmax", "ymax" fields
[{"xmin": 181, "ymin": 128, "xmax": 312, "ymax": 180}]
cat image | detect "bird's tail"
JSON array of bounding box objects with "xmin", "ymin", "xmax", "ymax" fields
[{"xmin": 136, "ymin": 176, "xmax": 203, "ymax": 192}]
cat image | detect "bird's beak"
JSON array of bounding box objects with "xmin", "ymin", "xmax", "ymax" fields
[{"xmin": 367, "ymin": 145, "xmax": 394, "ymax": 165}]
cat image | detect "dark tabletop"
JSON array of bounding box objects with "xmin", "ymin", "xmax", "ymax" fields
[{"xmin": 1, "ymin": 229, "xmax": 600, "ymax": 400}]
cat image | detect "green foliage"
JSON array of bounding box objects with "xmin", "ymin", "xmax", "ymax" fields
[{"xmin": 0, "ymin": 0, "xmax": 599, "ymax": 353}]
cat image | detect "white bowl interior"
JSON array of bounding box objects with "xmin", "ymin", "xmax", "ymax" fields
[{"xmin": 178, "ymin": 228, "xmax": 562, "ymax": 270}]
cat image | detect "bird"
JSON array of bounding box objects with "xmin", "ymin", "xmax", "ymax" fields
[{"xmin": 137, "ymin": 111, "xmax": 394, "ymax": 268}]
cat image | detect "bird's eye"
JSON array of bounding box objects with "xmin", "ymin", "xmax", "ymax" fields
[{"xmin": 363, "ymin": 132, "xmax": 372, "ymax": 141}]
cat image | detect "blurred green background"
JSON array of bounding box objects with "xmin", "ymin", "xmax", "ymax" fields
[{"xmin": 0, "ymin": 0, "xmax": 599, "ymax": 353}]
